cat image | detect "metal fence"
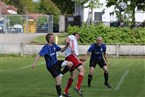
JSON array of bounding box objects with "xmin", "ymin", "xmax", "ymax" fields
[{"xmin": 0, "ymin": 14, "xmax": 53, "ymax": 33}]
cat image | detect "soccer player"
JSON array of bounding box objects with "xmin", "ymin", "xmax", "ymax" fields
[
  {"xmin": 61, "ymin": 32, "xmax": 85, "ymax": 97},
  {"xmin": 84, "ymin": 36, "xmax": 111, "ymax": 88},
  {"xmin": 32, "ymin": 33, "xmax": 73, "ymax": 97}
]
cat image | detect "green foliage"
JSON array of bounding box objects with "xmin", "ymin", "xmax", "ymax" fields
[
  {"xmin": 68, "ymin": 24, "xmax": 145, "ymax": 44},
  {"xmin": 51, "ymin": 0, "xmax": 74, "ymax": 14},
  {"xmin": 37, "ymin": 0, "xmax": 60, "ymax": 15},
  {"xmin": 3, "ymin": 0, "xmax": 36, "ymax": 14},
  {"xmin": 37, "ymin": 0, "xmax": 60, "ymax": 24},
  {"xmin": 37, "ymin": 16, "xmax": 47, "ymax": 24},
  {"xmin": 31, "ymin": 33, "xmax": 68, "ymax": 45},
  {"xmin": 7, "ymin": 15, "xmax": 23, "ymax": 26}
]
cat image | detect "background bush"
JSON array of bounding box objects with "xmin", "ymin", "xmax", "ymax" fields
[{"xmin": 68, "ymin": 24, "xmax": 145, "ymax": 44}]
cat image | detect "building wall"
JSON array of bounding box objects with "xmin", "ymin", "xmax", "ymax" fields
[{"xmin": 82, "ymin": 0, "xmax": 145, "ymax": 23}]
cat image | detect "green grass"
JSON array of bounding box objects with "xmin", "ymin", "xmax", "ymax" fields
[
  {"xmin": 0, "ymin": 56, "xmax": 145, "ymax": 97},
  {"xmin": 31, "ymin": 33, "xmax": 67, "ymax": 45}
]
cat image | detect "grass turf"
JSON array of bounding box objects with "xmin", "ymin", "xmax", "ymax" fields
[
  {"xmin": 31, "ymin": 33, "xmax": 67, "ymax": 45},
  {"xmin": 0, "ymin": 56, "xmax": 145, "ymax": 97}
]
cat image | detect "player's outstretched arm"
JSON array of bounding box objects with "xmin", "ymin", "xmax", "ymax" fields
[
  {"xmin": 32, "ymin": 55, "xmax": 40, "ymax": 69},
  {"xmin": 60, "ymin": 37, "xmax": 70, "ymax": 52},
  {"xmin": 84, "ymin": 52, "xmax": 90, "ymax": 61}
]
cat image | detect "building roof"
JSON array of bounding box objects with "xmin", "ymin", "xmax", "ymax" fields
[{"xmin": 0, "ymin": 2, "xmax": 17, "ymax": 15}]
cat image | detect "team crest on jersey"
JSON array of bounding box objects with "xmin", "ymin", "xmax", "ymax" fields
[
  {"xmin": 101, "ymin": 48, "xmax": 103, "ymax": 52},
  {"xmin": 54, "ymin": 47, "xmax": 56, "ymax": 51}
]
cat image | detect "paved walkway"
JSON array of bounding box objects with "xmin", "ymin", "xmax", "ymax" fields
[{"xmin": 0, "ymin": 33, "xmax": 47, "ymax": 44}]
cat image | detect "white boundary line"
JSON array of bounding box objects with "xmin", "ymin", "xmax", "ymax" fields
[
  {"xmin": 115, "ymin": 70, "xmax": 130, "ymax": 91},
  {"xmin": 0, "ymin": 62, "xmax": 45, "ymax": 72}
]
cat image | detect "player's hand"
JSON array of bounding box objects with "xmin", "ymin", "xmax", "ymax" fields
[
  {"xmin": 84, "ymin": 56, "xmax": 87, "ymax": 61},
  {"xmin": 107, "ymin": 62, "xmax": 111, "ymax": 67},
  {"xmin": 66, "ymin": 37, "xmax": 70, "ymax": 45},
  {"xmin": 32, "ymin": 64, "xmax": 35, "ymax": 69},
  {"xmin": 79, "ymin": 58, "xmax": 86, "ymax": 63},
  {"xmin": 72, "ymin": 50, "xmax": 76, "ymax": 56}
]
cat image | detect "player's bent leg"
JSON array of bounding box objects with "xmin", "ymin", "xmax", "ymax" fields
[
  {"xmin": 60, "ymin": 61, "xmax": 73, "ymax": 77},
  {"xmin": 55, "ymin": 76, "xmax": 62, "ymax": 97},
  {"xmin": 88, "ymin": 67, "xmax": 95, "ymax": 87},
  {"xmin": 102, "ymin": 66, "xmax": 111, "ymax": 88},
  {"xmin": 77, "ymin": 65, "xmax": 85, "ymax": 76},
  {"xmin": 103, "ymin": 66, "xmax": 108, "ymax": 73}
]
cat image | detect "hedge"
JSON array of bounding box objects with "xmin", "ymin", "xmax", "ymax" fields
[{"xmin": 68, "ymin": 24, "xmax": 145, "ymax": 44}]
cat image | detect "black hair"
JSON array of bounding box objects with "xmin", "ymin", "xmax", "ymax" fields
[{"xmin": 72, "ymin": 32, "xmax": 80, "ymax": 36}]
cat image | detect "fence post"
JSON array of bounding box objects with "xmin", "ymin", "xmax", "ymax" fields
[
  {"xmin": 26, "ymin": 15, "xmax": 28, "ymax": 34},
  {"xmin": 20, "ymin": 43, "xmax": 24, "ymax": 56},
  {"xmin": 116, "ymin": 44, "xmax": 119, "ymax": 58},
  {"xmin": 0, "ymin": 43, "xmax": 3, "ymax": 54},
  {"xmin": 48, "ymin": 15, "xmax": 53, "ymax": 33}
]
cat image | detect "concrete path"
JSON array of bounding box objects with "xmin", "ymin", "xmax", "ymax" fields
[{"xmin": 0, "ymin": 33, "xmax": 47, "ymax": 44}]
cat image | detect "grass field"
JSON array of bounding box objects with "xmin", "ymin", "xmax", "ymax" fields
[
  {"xmin": 31, "ymin": 33, "xmax": 67, "ymax": 45},
  {"xmin": 0, "ymin": 56, "xmax": 145, "ymax": 97}
]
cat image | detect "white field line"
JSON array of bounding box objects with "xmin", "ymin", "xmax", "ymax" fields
[
  {"xmin": 0, "ymin": 62, "xmax": 45, "ymax": 72},
  {"xmin": 115, "ymin": 70, "xmax": 130, "ymax": 91}
]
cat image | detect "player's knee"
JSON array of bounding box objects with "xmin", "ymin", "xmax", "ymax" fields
[
  {"xmin": 67, "ymin": 61, "xmax": 73, "ymax": 68},
  {"xmin": 79, "ymin": 67, "xmax": 85, "ymax": 75},
  {"xmin": 90, "ymin": 70, "xmax": 94, "ymax": 75},
  {"xmin": 55, "ymin": 76, "xmax": 61, "ymax": 85},
  {"xmin": 71, "ymin": 75, "xmax": 76, "ymax": 79},
  {"xmin": 104, "ymin": 69, "xmax": 108, "ymax": 73}
]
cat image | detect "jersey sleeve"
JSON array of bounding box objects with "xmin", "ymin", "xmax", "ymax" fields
[
  {"xmin": 88, "ymin": 45, "xmax": 94, "ymax": 52},
  {"xmin": 39, "ymin": 47, "xmax": 48, "ymax": 56},
  {"xmin": 54, "ymin": 44, "xmax": 61, "ymax": 51},
  {"xmin": 68, "ymin": 35, "xmax": 73, "ymax": 40}
]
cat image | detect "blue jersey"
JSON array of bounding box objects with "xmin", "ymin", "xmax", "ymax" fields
[
  {"xmin": 88, "ymin": 43, "xmax": 106, "ymax": 60},
  {"xmin": 39, "ymin": 43, "xmax": 61, "ymax": 68}
]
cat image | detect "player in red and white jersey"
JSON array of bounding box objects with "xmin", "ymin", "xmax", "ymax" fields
[{"xmin": 61, "ymin": 32, "xmax": 85, "ymax": 97}]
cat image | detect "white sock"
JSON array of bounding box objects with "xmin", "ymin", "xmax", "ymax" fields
[{"xmin": 59, "ymin": 73, "xmax": 63, "ymax": 77}]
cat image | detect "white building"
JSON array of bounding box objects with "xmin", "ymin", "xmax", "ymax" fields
[{"xmin": 74, "ymin": 0, "xmax": 145, "ymax": 25}]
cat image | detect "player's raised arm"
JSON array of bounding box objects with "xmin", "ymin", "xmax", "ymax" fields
[
  {"xmin": 60, "ymin": 37, "xmax": 70, "ymax": 52},
  {"xmin": 32, "ymin": 55, "xmax": 40, "ymax": 69}
]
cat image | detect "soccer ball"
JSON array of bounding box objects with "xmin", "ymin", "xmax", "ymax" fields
[{"xmin": 118, "ymin": 2, "xmax": 127, "ymax": 11}]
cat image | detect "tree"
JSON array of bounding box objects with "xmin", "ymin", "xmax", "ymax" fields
[
  {"xmin": 37, "ymin": 0, "xmax": 61, "ymax": 23},
  {"xmin": 37, "ymin": 0, "xmax": 60, "ymax": 15},
  {"xmin": 2, "ymin": 0, "xmax": 36, "ymax": 14},
  {"xmin": 107, "ymin": 0, "xmax": 145, "ymax": 26},
  {"xmin": 51, "ymin": 0, "xmax": 75, "ymax": 14}
]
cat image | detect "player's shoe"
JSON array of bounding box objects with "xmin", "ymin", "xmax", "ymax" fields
[
  {"xmin": 63, "ymin": 92, "xmax": 71, "ymax": 97},
  {"xmin": 88, "ymin": 83, "xmax": 91, "ymax": 87},
  {"xmin": 104, "ymin": 82, "xmax": 111, "ymax": 88},
  {"xmin": 59, "ymin": 95, "xmax": 63, "ymax": 97},
  {"xmin": 75, "ymin": 87, "xmax": 83, "ymax": 97}
]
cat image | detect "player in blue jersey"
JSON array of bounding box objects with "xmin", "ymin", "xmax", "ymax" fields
[
  {"xmin": 32, "ymin": 33, "xmax": 73, "ymax": 97},
  {"xmin": 84, "ymin": 36, "xmax": 111, "ymax": 88}
]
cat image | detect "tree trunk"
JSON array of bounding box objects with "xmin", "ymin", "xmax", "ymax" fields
[
  {"xmin": 132, "ymin": 9, "xmax": 135, "ymax": 26},
  {"xmin": 90, "ymin": 7, "xmax": 93, "ymax": 24}
]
